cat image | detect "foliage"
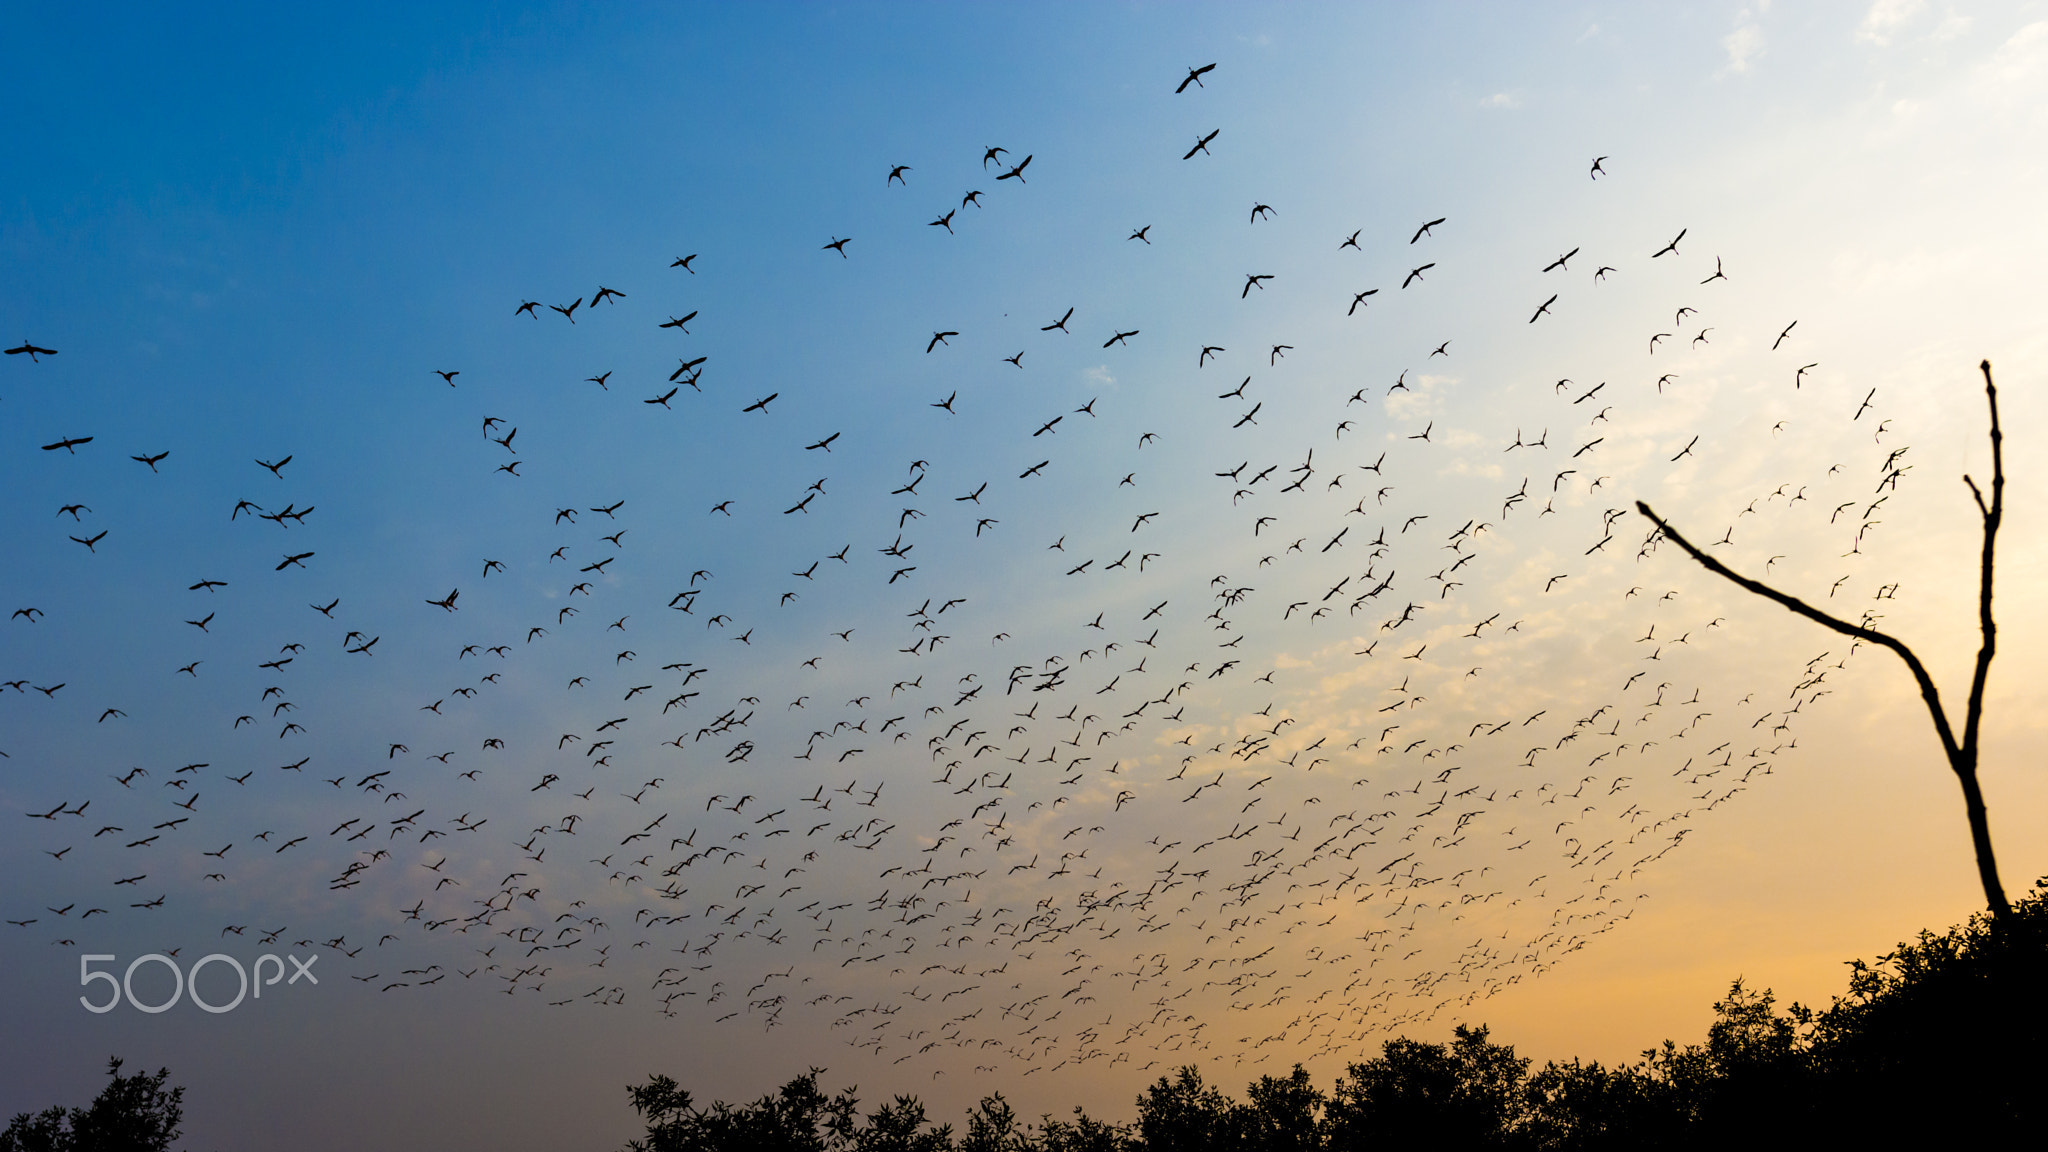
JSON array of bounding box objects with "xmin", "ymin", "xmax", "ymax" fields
[
  {"xmin": 0, "ymin": 1058, "xmax": 185, "ymax": 1152},
  {"xmin": 1032, "ymin": 1107, "xmax": 1135, "ymax": 1152},
  {"xmin": 1328, "ymin": 1025, "xmax": 1526, "ymax": 1149},
  {"xmin": 1795, "ymin": 876, "xmax": 2048, "ymax": 1141},
  {"xmin": 625, "ymin": 1069, "xmax": 860, "ymax": 1152},
  {"xmin": 1238, "ymin": 1066, "xmax": 1323, "ymax": 1152},
  {"xmin": 624, "ymin": 1068, "xmax": 966, "ymax": 1152},
  {"xmin": 1131, "ymin": 1066, "xmax": 1247, "ymax": 1152}
]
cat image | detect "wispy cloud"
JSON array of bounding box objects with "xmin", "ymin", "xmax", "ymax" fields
[
  {"xmin": 1973, "ymin": 20, "xmax": 2048, "ymax": 107},
  {"xmin": 1856, "ymin": 0, "xmax": 1925, "ymax": 46},
  {"xmin": 1724, "ymin": 11, "xmax": 1766, "ymax": 74}
]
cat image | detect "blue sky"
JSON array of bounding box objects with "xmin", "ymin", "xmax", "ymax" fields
[{"xmin": 5, "ymin": 4, "xmax": 2048, "ymax": 1148}]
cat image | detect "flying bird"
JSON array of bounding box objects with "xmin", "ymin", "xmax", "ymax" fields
[{"xmin": 1176, "ymin": 63, "xmax": 1217, "ymax": 92}]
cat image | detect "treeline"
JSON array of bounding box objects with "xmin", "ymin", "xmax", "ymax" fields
[{"xmin": 627, "ymin": 882, "xmax": 2047, "ymax": 1150}]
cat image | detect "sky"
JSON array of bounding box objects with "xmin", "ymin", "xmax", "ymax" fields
[{"xmin": 4, "ymin": 3, "xmax": 2048, "ymax": 1148}]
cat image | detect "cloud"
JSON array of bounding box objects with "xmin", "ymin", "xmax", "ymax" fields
[
  {"xmin": 1724, "ymin": 15, "xmax": 1766, "ymax": 74},
  {"xmin": 1974, "ymin": 21, "xmax": 2048, "ymax": 106},
  {"xmin": 1383, "ymin": 372, "xmax": 1450, "ymax": 420},
  {"xmin": 1481, "ymin": 91, "xmax": 1525, "ymax": 110},
  {"xmin": 1856, "ymin": 0, "xmax": 1925, "ymax": 46}
]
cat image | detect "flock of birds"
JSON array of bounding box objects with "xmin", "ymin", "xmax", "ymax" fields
[{"xmin": 5, "ymin": 60, "xmax": 1919, "ymax": 1083}]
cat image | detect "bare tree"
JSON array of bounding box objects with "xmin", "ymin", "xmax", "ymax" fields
[{"xmin": 1635, "ymin": 361, "xmax": 2008, "ymax": 919}]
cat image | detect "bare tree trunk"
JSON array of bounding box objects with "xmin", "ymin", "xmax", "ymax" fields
[{"xmin": 1634, "ymin": 361, "xmax": 2009, "ymax": 919}]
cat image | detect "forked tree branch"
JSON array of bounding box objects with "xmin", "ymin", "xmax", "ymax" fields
[
  {"xmin": 1634, "ymin": 360, "xmax": 2009, "ymax": 918},
  {"xmin": 1960, "ymin": 360, "xmax": 2002, "ymax": 768}
]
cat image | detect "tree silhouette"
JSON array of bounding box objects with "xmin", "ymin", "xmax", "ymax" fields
[
  {"xmin": 962, "ymin": 1095, "xmax": 1133, "ymax": 1152},
  {"xmin": 1326, "ymin": 1025, "xmax": 1528, "ymax": 1148},
  {"xmin": 1239, "ymin": 1065, "xmax": 1325, "ymax": 1152},
  {"xmin": 1131, "ymin": 1066, "xmax": 1246, "ymax": 1152},
  {"xmin": 624, "ymin": 1068, "xmax": 854, "ymax": 1152},
  {"xmin": 1636, "ymin": 361, "xmax": 2010, "ymax": 918},
  {"xmin": 623, "ymin": 1069, "xmax": 988, "ymax": 1152},
  {"xmin": 957, "ymin": 1094, "xmax": 1026, "ymax": 1152},
  {"xmin": 0, "ymin": 1058, "xmax": 186, "ymax": 1152}
]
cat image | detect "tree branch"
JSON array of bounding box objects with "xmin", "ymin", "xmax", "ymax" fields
[
  {"xmin": 1632, "ymin": 500, "xmax": 1962, "ymax": 766},
  {"xmin": 1962, "ymin": 359, "xmax": 2002, "ymax": 762}
]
